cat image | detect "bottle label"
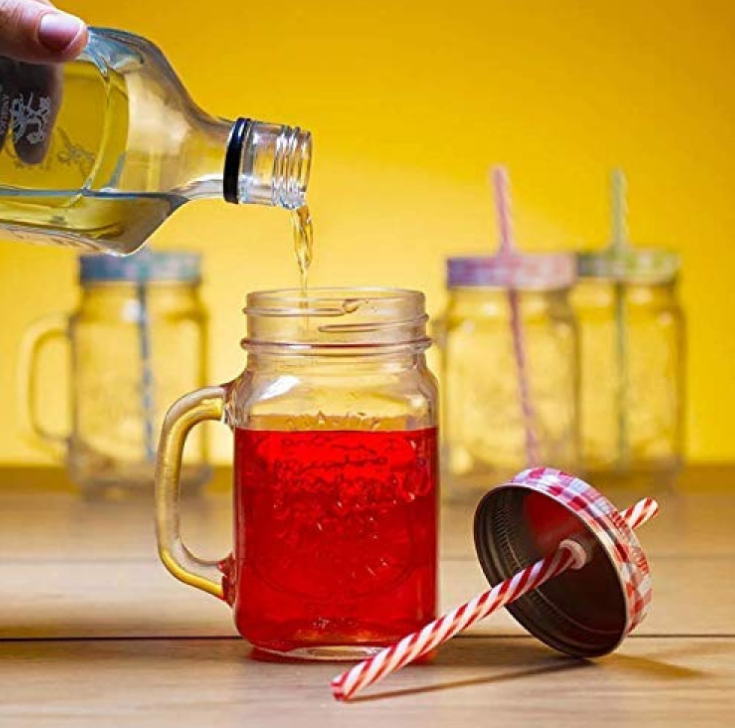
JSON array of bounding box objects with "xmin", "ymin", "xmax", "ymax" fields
[
  {"xmin": 0, "ymin": 59, "xmax": 67, "ymax": 169},
  {"xmin": 10, "ymin": 92, "xmax": 51, "ymax": 145},
  {"xmin": 0, "ymin": 80, "xmax": 92, "ymax": 177},
  {"xmin": 0, "ymin": 84, "xmax": 51, "ymax": 146}
]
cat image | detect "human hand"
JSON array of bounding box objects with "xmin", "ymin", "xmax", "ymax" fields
[{"xmin": 0, "ymin": 0, "xmax": 87, "ymax": 62}]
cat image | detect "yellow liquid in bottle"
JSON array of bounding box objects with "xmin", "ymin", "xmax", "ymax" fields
[{"xmin": 0, "ymin": 63, "xmax": 189, "ymax": 253}]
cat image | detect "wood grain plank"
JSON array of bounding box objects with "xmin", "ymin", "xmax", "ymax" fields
[
  {"xmin": 1, "ymin": 637, "xmax": 732, "ymax": 728},
  {"xmin": 1, "ymin": 555, "xmax": 732, "ymax": 639}
]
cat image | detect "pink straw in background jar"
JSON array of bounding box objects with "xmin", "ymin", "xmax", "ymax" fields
[{"xmin": 491, "ymin": 166, "xmax": 539, "ymax": 466}]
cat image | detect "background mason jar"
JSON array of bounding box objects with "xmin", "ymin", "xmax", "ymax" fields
[
  {"xmin": 574, "ymin": 249, "xmax": 685, "ymax": 485},
  {"xmin": 437, "ymin": 255, "xmax": 580, "ymax": 500},
  {"xmin": 18, "ymin": 251, "xmax": 210, "ymax": 497}
]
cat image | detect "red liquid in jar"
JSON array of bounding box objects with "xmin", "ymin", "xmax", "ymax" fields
[{"xmin": 228, "ymin": 427, "xmax": 438, "ymax": 655}]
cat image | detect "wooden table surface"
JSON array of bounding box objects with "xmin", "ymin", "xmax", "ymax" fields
[{"xmin": 1, "ymin": 466, "xmax": 734, "ymax": 727}]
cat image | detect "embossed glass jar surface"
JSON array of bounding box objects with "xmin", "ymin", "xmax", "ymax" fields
[{"xmin": 18, "ymin": 251, "xmax": 209, "ymax": 496}]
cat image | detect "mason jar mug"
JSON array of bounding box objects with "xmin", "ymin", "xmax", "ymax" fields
[{"xmin": 155, "ymin": 288, "xmax": 439, "ymax": 660}]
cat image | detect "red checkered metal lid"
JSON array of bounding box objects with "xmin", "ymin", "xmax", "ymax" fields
[{"xmin": 474, "ymin": 467, "xmax": 652, "ymax": 657}]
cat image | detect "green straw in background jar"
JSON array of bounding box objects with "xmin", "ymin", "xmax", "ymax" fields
[{"xmin": 578, "ymin": 172, "xmax": 684, "ymax": 477}]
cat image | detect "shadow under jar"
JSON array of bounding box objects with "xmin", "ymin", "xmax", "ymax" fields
[{"xmin": 156, "ymin": 288, "xmax": 439, "ymax": 660}]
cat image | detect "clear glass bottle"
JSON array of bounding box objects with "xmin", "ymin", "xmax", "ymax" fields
[
  {"xmin": 436, "ymin": 255, "xmax": 579, "ymax": 499},
  {"xmin": 574, "ymin": 249, "xmax": 684, "ymax": 484},
  {"xmin": 155, "ymin": 288, "xmax": 438, "ymax": 660},
  {"xmin": 0, "ymin": 27, "xmax": 311, "ymax": 253},
  {"xmin": 18, "ymin": 251, "xmax": 210, "ymax": 496}
]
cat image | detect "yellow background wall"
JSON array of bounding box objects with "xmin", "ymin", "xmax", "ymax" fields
[{"xmin": 1, "ymin": 0, "xmax": 733, "ymax": 464}]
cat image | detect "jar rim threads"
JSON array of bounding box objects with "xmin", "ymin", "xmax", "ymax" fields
[{"xmin": 242, "ymin": 287, "xmax": 430, "ymax": 353}]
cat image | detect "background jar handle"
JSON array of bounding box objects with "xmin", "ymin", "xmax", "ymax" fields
[
  {"xmin": 427, "ymin": 316, "xmax": 446, "ymax": 378},
  {"xmin": 16, "ymin": 313, "xmax": 69, "ymax": 457},
  {"xmin": 155, "ymin": 385, "xmax": 228, "ymax": 600}
]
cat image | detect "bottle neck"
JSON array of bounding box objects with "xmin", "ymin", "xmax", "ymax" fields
[
  {"xmin": 225, "ymin": 118, "xmax": 311, "ymax": 208},
  {"xmin": 180, "ymin": 116, "xmax": 311, "ymax": 209}
]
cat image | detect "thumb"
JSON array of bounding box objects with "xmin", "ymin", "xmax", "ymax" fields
[{"xmin": 0, "ymin": 0, "xmax": 87, "ymax": 63}]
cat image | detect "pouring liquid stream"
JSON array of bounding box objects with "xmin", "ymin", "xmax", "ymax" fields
[{"xmin": 291, "ymin": 205, "xmax": 313, "ymax": 325}]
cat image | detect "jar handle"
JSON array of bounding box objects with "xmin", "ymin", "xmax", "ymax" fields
[
  {"xmin": 155, "ymin": 385, "xmax": 227, "ymax": 599},
  {"xmin": 17, "ymin": 313, "xmax": 69, "ymax": 456}
]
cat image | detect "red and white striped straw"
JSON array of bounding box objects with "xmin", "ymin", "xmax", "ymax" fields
[
  {"xmin": 331, "ymin": 497, "xmax": 659, "ymax": 702},
  {"xmin": 620, "ymin": 496, "xmax": 659, "ymax": 530},
  {"xmin": 492, "ymin": 166, "xmax": 539, "ymax": 465}
]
